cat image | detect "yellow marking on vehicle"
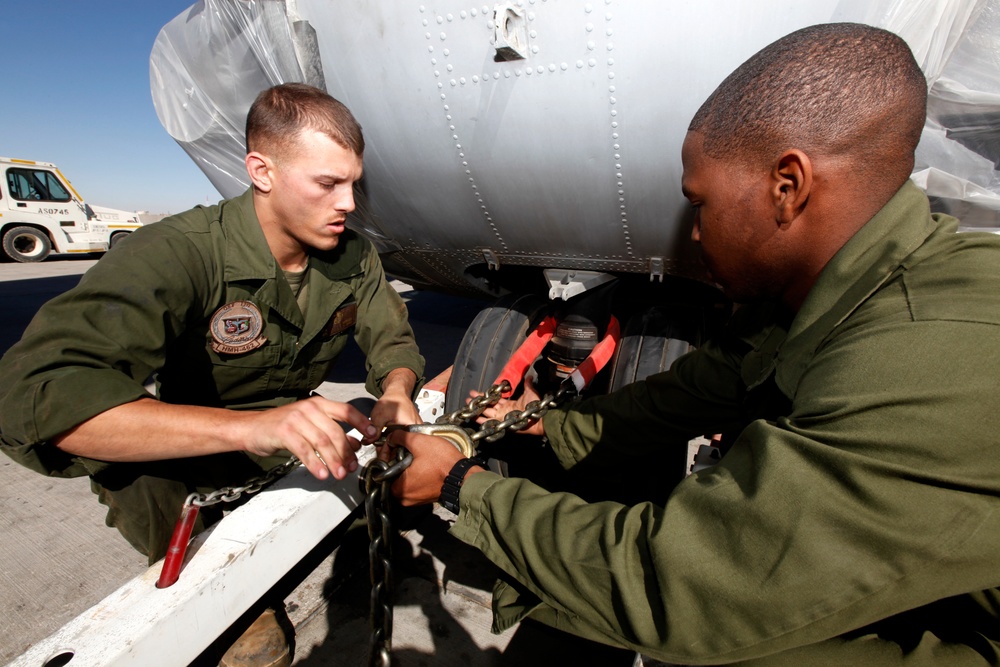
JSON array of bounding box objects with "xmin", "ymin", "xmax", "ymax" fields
[{"xmin": 54, "ymin": 168, "xmax": 84, "ymax": 201}]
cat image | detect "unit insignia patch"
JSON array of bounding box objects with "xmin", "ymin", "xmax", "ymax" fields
[{"xmin": 210, "ymin": 300, "xmax": 267, "ymax": 354}]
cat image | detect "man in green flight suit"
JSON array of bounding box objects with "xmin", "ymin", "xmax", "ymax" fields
[
  {"xmin": 387, "ymin": 23, "xmax": 1000, "ymax": 666},
  {"xmin": 0, "ymin": 83, "xmax": 425, "ymax": 667}
]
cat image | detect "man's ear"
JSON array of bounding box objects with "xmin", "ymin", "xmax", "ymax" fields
[
  {"xmin": 245, "ymin": 151, "xmax": 273, "ymax": 193},
  {"xmin": 771, "ymin": 149, "xmax": 812, "ymax": 225}
]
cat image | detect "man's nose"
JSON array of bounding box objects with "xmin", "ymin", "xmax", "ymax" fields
[
  {"xmin": 690, "ymin": 220, "xmax": 701, "ymax": 243},
  {"xmin": 338, "ymin": 189, "xmax": 356, "ymax": 213}
]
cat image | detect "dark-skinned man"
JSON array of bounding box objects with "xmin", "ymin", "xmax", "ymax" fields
[{"xmin": 388, "ymin": 23, "xmax": 1000, "ymax": 666}]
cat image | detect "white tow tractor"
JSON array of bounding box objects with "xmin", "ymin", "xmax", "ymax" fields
[{"xmin": 0, "ymin": 157, "xmax": 144, "ymax": 263}]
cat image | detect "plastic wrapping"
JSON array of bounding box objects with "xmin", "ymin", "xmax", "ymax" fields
[{"xmin": 150, "ymin": 0, "xmax": 323, "ymax": 198}]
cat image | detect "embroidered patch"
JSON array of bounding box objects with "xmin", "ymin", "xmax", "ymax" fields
[
  {"xmin": 210, "ymin": 300, "xmax": 267, "ymax": 354},
  {"xmin": 323, "ymin": 302, "xmax": 357, "ymax": 337}
]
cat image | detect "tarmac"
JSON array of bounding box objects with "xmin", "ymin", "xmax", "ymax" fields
[{"xmin": 0, "ymin": 256, "xmax": 669, "ymax": 666}]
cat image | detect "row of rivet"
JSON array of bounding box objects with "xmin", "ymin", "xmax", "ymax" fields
[{"xmin": 418, "ymin": 1, "xmax": 626, "ymax": 257}]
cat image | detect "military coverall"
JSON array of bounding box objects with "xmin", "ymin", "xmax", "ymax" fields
[
  {"xmin": 451, "ymin": 182, "xmax": 1000, "ymax": 665},
  {"xmin": 0, "ymin": 189, "xmax": 425, "ymax": 562}
]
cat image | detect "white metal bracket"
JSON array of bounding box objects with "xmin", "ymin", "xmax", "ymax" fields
[{"xmin": 544, "ymin": 268, "xmax": 615, "ymax": 301}]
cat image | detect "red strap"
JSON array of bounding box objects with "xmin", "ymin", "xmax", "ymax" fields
[
  {"xmin": 492, "ymin": 315, "xmax": 558, "ymax": 396},
  {"xmin": 156, "ymin": 501, "xmax": 200, "ymax": 588},
  {"xmin": 570, "ymin": 315, "xmax": 621, "ymax": 391},
  {"xmin": 493, "ymin": 313, "xmax": 621, "ymax": 397}
]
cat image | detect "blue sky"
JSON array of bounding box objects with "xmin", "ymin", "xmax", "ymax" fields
[{"xmin": 1, "ymin": 1, "xmax": 221, "ymax": 215}]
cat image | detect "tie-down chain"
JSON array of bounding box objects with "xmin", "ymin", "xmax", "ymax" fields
[
  {"xmin": 156, "ymin": 378, "xmax": 574, "ymax": 665},
  {"xmin": 359, "ymin": 376, "xmax": 574, "ymax": 666}
]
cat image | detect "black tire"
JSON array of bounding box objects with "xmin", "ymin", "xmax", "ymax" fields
[
  {"xmin": 109, "ymin": 231, "xmax": 129, "ymax": 249},
  {"xmin": 445, "ymin": 293, "xmax": 551, "ymax": 476},
  {"xmin": 608, "ymin": 304, "xmax": 704, "ymax": 390},
  {"xmin": 2, "ymin": 226, "xmax": 51, "ymax": 263},
  {"xmin": 444, "ymin": 293, "xmax": 550, "ymax": 411},
  {"xmin": 606, "ymin": 304, "xmax": 709, "ymax": 498}
]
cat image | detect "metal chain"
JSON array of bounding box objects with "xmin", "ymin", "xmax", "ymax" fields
[
  {"xmin": 176, "ymin": 378, "xmax": 572, "ymax": 664},
  {"xmin": 435, "ymin": 377, "xmax": 575, "ymax": 444},
  {"xmin": 361, "ymin": 447, "xmax": 413, "ymax": 667},
  {"xmin": 357, "ymin": 376, "xmax": 574, "ymax": 665},
  {"xmin": 185, "ymin": 455, "xmax": 302, "ymax": 508}
]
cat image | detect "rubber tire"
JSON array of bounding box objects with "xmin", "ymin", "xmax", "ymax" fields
[
  {"xmin": 109, "ymin": 231, "xmax": 129, "ymax": 249},
  {"xmin": 444, "ymin": 293, "xmax": 550, "ymax": 412},
  {"xmin": 2, "ymin": 226, "xmax": 51, "ymax": 263},
  {"xmin": 445, "ymin": 293, "xmax": 551, "ymax": 477},
  {"xmin": 606, "ymin": 304, "xmax": 708, "ymax": 500},
  {"xmin": 608, "ymin": 304, "xmax": 704, "ymax": 390}
]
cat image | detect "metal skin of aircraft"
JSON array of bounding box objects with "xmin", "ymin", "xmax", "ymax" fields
[{"xmin": 150, "ymin": 0, "xmax": 1000, "ymax": 405}]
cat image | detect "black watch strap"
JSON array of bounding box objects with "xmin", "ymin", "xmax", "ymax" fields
[{"xmin": 439, "ymin": 456, "xmax": 484, "ymax": 514}]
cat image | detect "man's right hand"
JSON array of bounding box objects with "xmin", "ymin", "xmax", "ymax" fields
[
  {"xmin": 241, "ymin": 396, "xmax": 377, "ymax": 481},
  {"xmin": 476, "ymin": 376, "xmax": 546, "ymax": 437}
]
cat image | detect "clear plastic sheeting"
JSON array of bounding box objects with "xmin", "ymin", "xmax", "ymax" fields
[
  {"xmin": 918, "ymin": 1, "xmax": 1000, "ymax": 226},
  {"xmin": 149, "ymin": 0, "xmax": 324, "ymax": 199},
  {"xmin": 833, "ymin": 0, "xmax": 1000, "ymax": 226}
]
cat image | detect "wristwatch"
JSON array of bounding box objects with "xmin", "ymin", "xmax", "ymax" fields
[{"xmin": 439, "ymin": 456, "xmax": 484, "ymax": 514}]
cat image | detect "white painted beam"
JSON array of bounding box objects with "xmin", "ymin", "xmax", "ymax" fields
[{"xmin": 9, "ymin": 466, "xmax": 365, "ymax": 667}]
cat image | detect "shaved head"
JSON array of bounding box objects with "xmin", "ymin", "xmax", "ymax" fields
[{"xmin": 689, "ymin": 23, "xmax": 927, "ymax": 188}]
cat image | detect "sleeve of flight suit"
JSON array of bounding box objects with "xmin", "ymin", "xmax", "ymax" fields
[
  {"xmin": 351, "ymin": 240, "xmax": 425, "ymax": 398},
  {"xmin": 0, "ymin": 223, "xmax": 214, "ymax": 476},
  {"xmin": 539, "ymin": 305, "xmax": 770, "ymax": 472},
  {"xmin": 450, "ymin": 314, "xmax": 1000, "ymax": 664}
]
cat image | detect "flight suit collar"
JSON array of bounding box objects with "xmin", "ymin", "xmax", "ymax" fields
[
  {"xmin": 220, "ymin": 189, "xmax": 364, "ymax": 339},
  {"xmin": 220, "ymin": 189, "xmax": 304, "ymax": 328},
  {"xmin": 773, "ymin": 180, "xmax": 939, "ymax": 397}
]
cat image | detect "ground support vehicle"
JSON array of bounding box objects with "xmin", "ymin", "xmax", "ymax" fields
[{"xmin": 0, "ymin": 157, "xmax": 143, "ymax": 263}]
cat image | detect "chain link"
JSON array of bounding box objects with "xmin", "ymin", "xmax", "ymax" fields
[
  {"xmin": 181, "ymin": 377, "xmax": 573, "ymax": 665},
  {"xmin": 357, "ymin": 376, "xmax": 575, "ymax": 665},
  {"xmin": 434, "ymin": 377, "xmax": 575, "ymax": 444},
  {"xmin": 360, "ymin": 447, "xmax": 413, "ymax": 667},
  {"xmin": 184, "ymin": 455, "xmax": 302, "ymax": 508}
]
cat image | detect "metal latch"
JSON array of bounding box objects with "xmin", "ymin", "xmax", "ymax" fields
[{"xmin": 494, "ymin": 3, "xmax": 528, "ymax": 61}]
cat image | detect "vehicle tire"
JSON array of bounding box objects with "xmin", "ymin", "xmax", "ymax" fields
[
  {"xmin": 445, "ymin": 293, "xmax": 551, "ymax": 476},
  {"xmin": 607, "ymin": 304, "xmax": 709, "ymax": 501},
  {"xmin": 608, "ymin": 304, "xmax": 704, "ymax": 390},
  {"xmin": 109, "ymin": 231, "xmax": 129, "ymax": 249},
  {"xmin": 445, "ymin": 292, "xmax": 551, "ymax": 411},
  {"xmin": 2, "ymin": 226, "xmax": 51, "ymax": 263}
]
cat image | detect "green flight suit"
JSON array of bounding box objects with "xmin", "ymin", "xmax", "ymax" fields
[
  {"xmin": 451, "ymin": 181, "xmax": 1000, "ymax": 665},
  {"xmin": 0, "ymin": 189, "xmax": 424, "ymax": 562}
]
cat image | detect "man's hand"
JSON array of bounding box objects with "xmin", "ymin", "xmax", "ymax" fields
[
  {"xmin": 386, "ymin": 429, "xmax": 485, "ymax": 506},
  {"xmin": 369, "ymin": 368, "xmax": 421, "ymax": 436},
  {"xmin": 242, "ymin": 396, "xmax": 376, "ymax": 481},
  {"xmin": 476, "ymin": 376, "xmax": 546, "ymax": 437}
]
